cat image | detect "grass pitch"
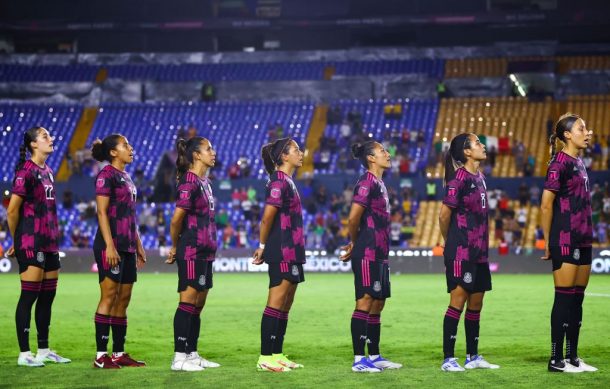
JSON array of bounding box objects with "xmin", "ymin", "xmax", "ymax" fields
[{"xmin": 1, "ymin": 272, "xmax": 609, "ymax": 388}]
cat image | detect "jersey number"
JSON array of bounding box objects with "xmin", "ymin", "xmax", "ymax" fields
[
  {"xmin": 44, "ymin": 185, "xmax": 55, "ymax": 200},
  {"xmin": 480, "ymin": 193, "xmax": 486, "ymax": 209},
  {"xmin": 584, "ymin": 176, "xmax": 589, "ymax": 192}
]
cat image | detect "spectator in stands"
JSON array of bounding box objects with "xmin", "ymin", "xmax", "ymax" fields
[
  {"xmin": 517, "ymin": 206, "xmax": 528, "ymax": 229},
  {"xmin": 596, "ymin": 218, "xmax": 608, "ymax": 244},
  {"xmin": 315, "ymin": 186, "xmax": 328, "ymax": 207},
  {"xmin": 340, "ymin": 120, "xmax": 351, "ymax": 140},
  {"xmin": 241, "ymin": 197, "xmax": 253, "ymax": 221},
  {"xmin": 215, "ymin": 209, "xmax": 228, "ymax": 229},
  {"xmin": 426, "ymin": 180, "xmax": 437, "ymax": 201},
  {"xmin": 583, "ymin": 149, "xmax": 593, "ymax": 170},
  {"xmin": 228, "ymin": 162, "xmax": 240, "ymax": 179},
  {"xmin": 487, "ymin": 145, "xmax": 497, "ymax": 169},
  {"xmin": 529, "ymin": 185, "xmax": 541, "ymax": 206},
  {"xmin": 518, "ymin": 182, "xmax": 529, "ymax": 206},
  {"xmin": 186, "ymin": 126, "xmax": 198, "ymax": 140},
  {"xmin": 592, "ymin": 136, "xmax": 602, "ymax": 163}
]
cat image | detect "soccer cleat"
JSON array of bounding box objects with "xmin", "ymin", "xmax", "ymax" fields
[
  {"xmin": 36, "ymin": 350, "xmax": 71, "ymax": 364},
  {"xmin": 547, "ymin": 358, "xmax": 583, "ymax": 373},
  {"xmin": 93, "ymin": 354, "xmax": 121, "ymax": 369},
  {"xmin": 188, "ymin": 352, "xmax": 220, "ymax": 368},
  {"xmin": 566, "ymin": 358, "xmax": 597, "ymax": 372},
  {"xmin": 171, "ymin": 357, "xmax": 205, "ymax": 372},
  {"xmin": 111, "ymin": 353, "xmax": 146, "ymax": 367},
  {"xmin": 441, "ymin": 357, "xmax": 466, "ymax": 372},
  {"xmin": 257, "ymin": 355, "xmax": 290, "ymax": 372},
  {"xmin": 370, "ymin": 355, "xmax": 402, "ymax": 370},
  {"xmin": 274, "ymin": 353, "xmax": 303, "ymax": 369},
  {"xmin": 352, "ymin": 358, "xmax": 383, "ymax": 373},
  {"xmin": 18, "ymin": 352, "xmax": 45, "ymax": 367},
  {"xmin": 464, "ymin": 355, "xmax": 499, "ymax": 369}
]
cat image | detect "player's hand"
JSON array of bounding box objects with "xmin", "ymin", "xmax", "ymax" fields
[
  {"xmin": 6, "ymin": 246, "xmax": 15, "ymax": 258},
  {"xmin": 541, "ymin": 246, "xmax": 551, "ymax": 261},
  {"xmin": 252, "ymin": 248, "xmax": 264, "ymax": 265},
  {"xmin": 166, "ymin": 247, "xmax": 177, "ymax": 264},
  {"xmin": 136, "ymin": 247, "xmax": 147, "ymax": 269},
  {"xmin": 339, "ymin": 242, "xmax": 354, "ymax": 262},
  {"xmin": 106, "ymin": 245, "xmax": 121, "ymax": 267}
]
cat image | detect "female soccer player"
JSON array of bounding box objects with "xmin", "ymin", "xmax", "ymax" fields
[
  {"xmin": 438, "ymin": 133, "xmax": 499, "ymax": 372},
  {"xmin": 166, "ymin": 136, "xmax": 220, "ymax": 372},
  {"xmin": 339, "ymin": 140, "xmax": 402, "ymax": 373},
  {"xmin": 541, "ymin": 113, "xmax": 597, "ymax": 373},
  {"xmin": 252, "ymin": 137, "xmax": 305, "ymax": 372},
  {"xmin": 91, "ymin": 134, "xmax": 147, "ymax": 369},
  {"xmin": 7, "ymin": 127, "xmax": 71, "ymax": 367}
]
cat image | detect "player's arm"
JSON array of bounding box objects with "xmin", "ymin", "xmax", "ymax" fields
[
  {"xmin": 167, "ymin": 207, "xmax": 187, "ymax": 264},
  {"xmin": 135, "ymin": 227, "xmax": 146, "ymax": 268},
  {"xmin": 339, "ymin": 203, "xmax": 365, "ymax": 261},
  {"xmin": 540, "ymin": 189, "xmax": 556, "ymax": 260},
  {"xmin": 6, "ymin": 194, "xmax": 24, "ymax": 257},
  {"xmin": 96, "ymin": 195, "xmax": 121, "ymax": 267},
  {"xmin": 252, "ymin": 204, "xmax": 278, "ymax": 264},
  {"xmin": 439, "ymin": 204, "xmax": 452, "ymax": 243}
]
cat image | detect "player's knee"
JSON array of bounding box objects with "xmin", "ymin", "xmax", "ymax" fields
[{"xmin": 356, "ymin": 294, "xmax": 374, "ymax": 311}]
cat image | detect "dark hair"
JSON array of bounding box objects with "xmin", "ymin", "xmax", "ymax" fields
[
  {"xmin": 549, "ymin": 113, "xmax": 580, "ymax": 161},
  {"xmin": 15, "ymin": 126, "xmax": 43, "ymax": 174},
  {"xmin": 444, "ymin": 133, "xmax": 473, "ymax": 186},
  {"xmin": 261, "ymin": 137, "xmax": 292, "ymax": 175},
  {"xmin": 91, "ymin": 134, "xmax": 124, "ymax": 163},
  {"xmin": 351, "ymin": 140, "xmax": 377, "ymax": 169},
  {"xmin": 176, "ymin": 136, "xmax": 207, "ymax": 181}
]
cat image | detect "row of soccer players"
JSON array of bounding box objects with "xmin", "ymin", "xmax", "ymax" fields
[{"xmin": 6, "ymin": 112, "xmax": 597, "ymax": 373}]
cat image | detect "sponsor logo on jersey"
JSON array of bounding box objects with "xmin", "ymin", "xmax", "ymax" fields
[
  {"xmin": 96, "ymin": 178, "xmax": 105, "ymax": 188},
  {"xmin": 270, "ymin": 188, "xmax": 281, "ymax": 199},
  {"xmin": 15, "ymin": 177, "xmax": 24, "ymax": 187},
  {"xmin": 549, "ymin": 170, "xmax": 559, "ymax": 181},
  {"xmin": 358, "ymin": 185, "xmax": 369, "ymax": 197},
  {"xmin": 448, "ymin": 187, "xmax": 457, "ymax": 197},
  {"xmin": 180, "ymin": 190, "xmax": 190, "ymax": 200}
]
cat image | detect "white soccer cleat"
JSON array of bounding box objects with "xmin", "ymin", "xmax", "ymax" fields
[
  {"xmin": 18, "ymin": 352, "xmax": 45, "ymax": 367},
  {"xmin": 36, "ymin": 350, "xmax": 71, "ymax": 364},
  {"xmin": 188, "ymin": 352, "xmax": 220, "ymax": 368},
  {"xmin": 547, "ymin": 359, "xmax": 583, "ymax": 373},
  {"xmin": 464, "ymin": 355, "xmax": 499, "ymax": 369},
  {"xmin": 369, "ymin": 355, "xmax": 402, "ymax": 369},
  {"xmin": 171, "ymin": 357, "xmax": 205, "ymax": 372},
  {"xmin": 441, "ymin": 357, "xmax": 465, "ymax": 372},
  {"xmin": 567, "ymin": 358, "xmax": 597, "ymax": 372},
  {"xmin": 352, "ymin": 358, "xmax": 383, "ymax": 373}
]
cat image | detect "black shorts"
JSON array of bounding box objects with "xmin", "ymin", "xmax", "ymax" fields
[
  {"xmin": 268, "ymin": 262, "xmax": 305, "ymax": 288},
  {"xmin": 445, "ymin": 260, "xmax": 492, "ymax": 294},
  {"xmin": 351, "ymin": 259, "xmax": 391, "ymax": 300},
  {"xmin": 17, "ymin": 251, "xmax": 60, "ymax": 274},
  {"xmin": 550, "ymin": 246, "xmax": 593, "ymax": 271},
  {"xmin": 177, "ymin": 260, "xmax": 214, "ymax": 292},
  {"xmin": 94, "ymin": 248, "xmax": 137, "ymax": 284}
]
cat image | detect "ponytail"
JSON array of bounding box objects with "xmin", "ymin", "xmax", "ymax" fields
[
  {"xmin": 175, "ymin": 136, "xmax": 206, "ymax": 182},
  {"xmin": 350, "ymin": 140, "xmax": 377, "ymax": 169},
  {"xmin": 261, "ymin": 137, "xmax": 292, "ymax": 176},
  {"xmin": 14, "ymin": 126, "xmax": 42, "ymax": 174},
  {"xmin": 91, "ymin": 134, "xmax": 123, "ymax": 163},
  {"xmin": 549, "ymin": 113, "xmax": 580, "ymax": 163},
  {"xmin": 443, "ymin": 133, "xmax": 473, "ymax": 186}
]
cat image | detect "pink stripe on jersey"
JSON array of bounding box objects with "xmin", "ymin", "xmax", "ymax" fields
[{"xmin": 361, "ymin": 260, "xmax": 370, "ymax": 286}]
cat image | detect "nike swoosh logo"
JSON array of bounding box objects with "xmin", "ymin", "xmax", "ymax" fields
[
  {"xmin": 549, "ymin": 364, "xmax": 565, "ymax": 371},
  {"xmin": 95, "ymin": 361, "xmax": 104, "ymax": 368}
]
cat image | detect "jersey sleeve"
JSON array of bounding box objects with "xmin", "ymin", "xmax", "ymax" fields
[
  {"xmin": 176, "ymin": 181, "xmax": 197, "ymax": 211},
  {"xmin": 543, "ymin": 160, "xmax": 564, "ymax": 193},
  {"xmin": 11, "ymin": 169, "xmax": 32, "ymax": 198},
  {"xmin": 265, "ymin": 179, "xmax": 285, "ymax": 208},
  {"xmin": 95, "ymin": 169, "xmax": 113, "ymax": 197},
  {"xmin": 352, "ymin": 179, "xmax": 372, "ymax": 208},
  {"xmin": 442, "ymin": 177, "xmax": 464, "ymax": 209}
]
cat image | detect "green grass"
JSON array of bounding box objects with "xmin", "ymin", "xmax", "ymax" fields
[{"xmin": 1, "ymin": 273, "xmax": 609, "ymax": 388}]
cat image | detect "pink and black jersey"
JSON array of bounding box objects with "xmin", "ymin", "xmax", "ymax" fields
[
  {"xmin": 442, "ymin": 167, "xmax": 489, "ymax": 264},
  {"xmin": 543, "ymin": 151, "xmax": 592, "ymax": 248},
  {"xmin": 175, "ymin": 171, "xmax": 217, "ymax": 261},
  {"xmin": 263, "ymin": 170, "xmax": 305, "ymax": 264},
  {"xmin": 11, "ymin": 160, "xmax": 59, "ymax": 254},
  {"xmin": 351, "ymin": 172, "xmax": 390, "ymax": 262},
  {"xmin": 94, "ymin": 164, "xmax": 138, "ymax": 253}
]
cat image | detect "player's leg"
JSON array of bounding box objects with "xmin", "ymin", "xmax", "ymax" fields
[
  {"xmin": 273, "ymin": 282, "xmax": 303, "ymax": 369},
  {"xmin": 463, "ymin": 292, "xmax": 498, "ymax": 369},
  {"xmin": 441, "ymin": 284, "xmax": 468, "ymax": 372},
  {"xmin": 172, "ymin": 286, "xmax": 203, "ymax": 371},
  {"xmin": 94, "ymin": 276, "xmax": 120, "ymax": 369},
  {"xmin": 16, "ymin": 263, "xmax": 44, "ymax": 367},
  {"xmin": 187, "ymin": 287, "xmax": 220, "ymax": 369}
]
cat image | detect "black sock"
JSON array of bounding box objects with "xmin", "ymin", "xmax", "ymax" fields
[
  {"xmin": 261, "ymin": 306, "xmax": 281, "ymax": 356},
  {"xmin": 35, "ymin": 279, "xmax": 57, "ymax": 350},
  {"xmin": 367, "ymin": 314, "xmax": 381, "ymax": 356},
  {"xmin": 273, "ymin": 311, "xmax": 289, "ymax": 354},
  {"xmin": 465, "ymin": 309, "xmax": 481, "ymax": 358},
  {"xmin": 94, "ymin": 313, "xmax": 111, "ymax": 353},
  {"xmin": 111, "ymin": 316, "xmax": 128, "ymax": 354},
  {"xmin": 174, "ymin": 303, "xmax": 195, "ymax": 353},
  {"xmin": 551, "ymin": 287, "xmax": 574, "ymax": 361},
  {"xmin": 566, "ymin": 286, "xmax": 585, "ymax": 362},
  {"xmin": 187, "ymin": 306, "xmax": 202, "ymax": 354},
  {"xmin": 16, "ymin": 281, "xmax": 41, "ymax": 352},
  {"xmin": 351, "ymin": 310, "xmax": 369, "ymax": 356},
  {"xmin": 443, "ymin": 306, "xmax": 462, "ymax": 359}
]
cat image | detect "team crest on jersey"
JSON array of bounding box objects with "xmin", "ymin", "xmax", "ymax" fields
[
  {"xmin": 373, "ymin": 281, "xmax": 382, "ymax": 292},
  {"xmin": 271, "ymin": 188, "xmax": 281, "ymax": 199},
  {"xmin": 463, "ymin": 272, "xmax": 472, "ymax": 284},
  {"xmin": 36, "ymin": 252, "xmax": 45, "ymax": 263},
  {"xmin": 96, "ymin": 178, "xmax": 105, "ymax": 188},
  {"xmin": 448, "ymin": 187, "xmax": 457, "ymax": 197},
  {"xmin": 15, "ymin": 177, "xmax": 24, "ymax": 187},
  {"xmin": 358, "ymin": 185, "xmax": 369, "ymax": 197},
  {"xmin": 549, "ymin": 170, "xmax": 559, "ymax": 181},
  {"xmin": 180, "ymin": 190, "xmax": 190, "ymax": 200},
  {"xmin": 199, "ymin": 275, "xmax": 206, "ymax": 286},
  {"xmin": 110, "ymin": 266, "xmax": 120, "ymax": 275},
  {"xmin": 291, "ymin": 265, "xmax": 299, "ymax": 277},
  {"xmin": 573, "ymin": 248, "xmax": 580, "ymax": 261}
]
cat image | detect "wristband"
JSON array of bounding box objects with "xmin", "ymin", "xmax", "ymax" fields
[{"xmin": 259, "ymin": 243, "xmax": 266, "ymax": 249}]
